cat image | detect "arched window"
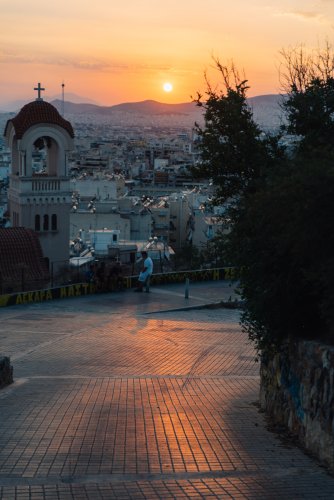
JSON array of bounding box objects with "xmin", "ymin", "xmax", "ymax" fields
[
  {"xmin": 43, "ymin": 214, "xmax": 49, "ymax": 231},
  {"xmin": 51, "ymin": 214, "xmax": 57, "ymax": 231},
  {"xmin": 35, "ymin": 214, "xmax": 40, "ymax": 231}
]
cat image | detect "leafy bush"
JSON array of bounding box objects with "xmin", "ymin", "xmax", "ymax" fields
[
  {"xmin": 228, "ymin": 158, "xmax": 334, "ymax": 350},
  {"xmin": 194, "ymin": 50, "xmax": 334, "ymax": 353}
]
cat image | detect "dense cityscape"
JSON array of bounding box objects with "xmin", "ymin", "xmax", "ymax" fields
[
  {"xmin": 0, "ymin": 97, "xmax": 229, "ymax": 284},
  {"xmin": 1, "ymin": 0, "xmax": 334, "ymax": 497},
  {"xmin": 0, "ymin": 93, "xmax": 283, "ymax": 281}
]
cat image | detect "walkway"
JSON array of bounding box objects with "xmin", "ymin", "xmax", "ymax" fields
[{"xmin": 0, "ymin": 281, "xmax": 333, "ymax": 499}]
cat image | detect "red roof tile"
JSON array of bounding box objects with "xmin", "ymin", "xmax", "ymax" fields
[
  {"xmin": 0, "ymin": 228, "xmax": 49, "ymax": 292},
  {"xmin": 4, "ymin": 100, "xmax": 74, "ymax": 139}
]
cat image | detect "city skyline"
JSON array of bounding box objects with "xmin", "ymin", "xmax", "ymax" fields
[{"xmin": 0, "ymin": 0, "xmax": 333, "ymax": 107}]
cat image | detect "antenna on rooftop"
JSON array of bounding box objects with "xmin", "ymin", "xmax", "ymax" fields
[{"xmin": 61, "ymin": 81, "xmax": 65, "ymax": 116}]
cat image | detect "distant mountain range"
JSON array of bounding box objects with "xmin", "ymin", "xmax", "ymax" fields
[
  {"xmin": 0, "ymin": 92, "xmax": 99, "ymax": 113},
  {"xmin": 0, "ymin": 94, "xmax": 285, "ymax": 130},
  {"xmin": 50, "ymin": 99, "xmax": 200, "ymax": 116}
]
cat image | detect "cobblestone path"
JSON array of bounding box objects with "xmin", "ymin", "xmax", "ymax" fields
[{"xmin": 0, "ymin": 289, "xmax": 333, "ymax": 498}]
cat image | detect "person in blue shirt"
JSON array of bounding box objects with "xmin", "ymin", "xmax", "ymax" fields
[{"xmin": 134, "ymin": 251, "xmax": 153, "ymax": 292}]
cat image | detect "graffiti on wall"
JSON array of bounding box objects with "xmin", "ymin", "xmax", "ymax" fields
[{"xmin": 0, "ymin": 283, "xmax": 96, "ymax": 307}]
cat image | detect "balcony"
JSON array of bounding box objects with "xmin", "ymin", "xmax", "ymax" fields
[{"xmin": 9, "ymin": 175, "xmax": 71, "ymax": 195}]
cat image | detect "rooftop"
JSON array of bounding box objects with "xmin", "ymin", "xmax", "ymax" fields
[{"xmin": 4, "ymin": 100, "xmax": 74, "ymax": 139}]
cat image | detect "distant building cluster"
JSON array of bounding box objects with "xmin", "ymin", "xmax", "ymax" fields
[{"xmin": 0, "ymin": 102, "xmax": 229, "ymax": 276}]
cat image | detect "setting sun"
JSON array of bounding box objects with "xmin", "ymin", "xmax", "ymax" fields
[
  {"xmin": 0, "ymin": 1, "xmax": 333, "ymax": 106},
  {"xmin": 163, "ymin": 82, "xmax": 173, "ymax": 93}
]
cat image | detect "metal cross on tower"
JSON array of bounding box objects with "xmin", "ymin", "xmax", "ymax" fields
[{"xmin": 34, "ymin": 83, "xmax": 45, "ymax": 101}]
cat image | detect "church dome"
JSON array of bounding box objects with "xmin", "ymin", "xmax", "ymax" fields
[{"xmin": 4, "ymin": 100, "xmax": 74, "ymax": 139}]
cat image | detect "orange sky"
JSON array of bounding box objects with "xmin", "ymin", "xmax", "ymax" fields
[{"xmin": 1, "ymin": 0, "xmax": 333, "ymax": 106}]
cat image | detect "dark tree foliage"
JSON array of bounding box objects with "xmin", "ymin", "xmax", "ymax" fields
[
  {"xmin": 192, "ymin": 61, "xmax": 277, "ymax": 206},
  {"xmin": 194, "ymin": 51, "xmax": 334, "ymax": 353},
  {"xmin": 227, "ymin": 159, "xmax": 334, "ymax": 351},
  {"xmin": 280, "ymin": 44, "xmax": 334, "ymax": 157},
  {"xmin": 283, "ymin": 77, "xmax": 334, "ymax": 155}
]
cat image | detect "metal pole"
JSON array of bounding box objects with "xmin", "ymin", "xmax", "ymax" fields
[
  {"xmin": 21, "ymin": 267, "xmax": 25, "ymax": 292},
  {"xmin": 159, "ymin": 250, "xmax": 163, "ymax": 273},
  {"xmin": 185, "ymin": 278, "xmax": 189, "ymax": 299}
]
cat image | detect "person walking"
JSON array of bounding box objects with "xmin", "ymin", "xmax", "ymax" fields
[{"xmin": 134, "ymin": 251, "xmax": 153, "ymax": 292}]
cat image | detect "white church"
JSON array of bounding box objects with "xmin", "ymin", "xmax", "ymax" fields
[{"xmin": 4, "ymin": 83, "xmax": 74, "ymax": 271}]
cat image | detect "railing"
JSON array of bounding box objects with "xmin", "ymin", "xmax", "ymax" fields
[
  {"xmin": 9, "ymin": 175, "xmax": 70, "ymax": 194},
  {"xmin": 0, "ymin": 266, "xmax": 239, "ymax": 308},
  {"xmin": 32, "ymin": 179, "xmax": 61, "ymax": 192}
]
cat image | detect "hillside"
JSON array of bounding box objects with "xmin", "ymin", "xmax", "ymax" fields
[
  {"xmin": 51, "ymin": 95, "xmax": 283, "ymax": 130},
  {"xmin": 1, "ymin": 95, "xmax": 284, "ymax": 130},
  {"xmin": 249, "ymin": 94, "xmax": 285, "ymax": 130},
  {"xmin": 50, "ymin": 99, "xmax": 199, "ymax": 117}
]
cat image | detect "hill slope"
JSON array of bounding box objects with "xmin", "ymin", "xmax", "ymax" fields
[{"xmin": 0, "ymin": 95, "xmax": 284, "ymax": 130}]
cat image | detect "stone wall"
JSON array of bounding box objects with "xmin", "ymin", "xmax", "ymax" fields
[
  {"xmin": 0, "ymin": 356, "xmax": 13, "ymax": 388},
  {"xmin": 260, "ymin": 340, "xmax": 334, "ymax": 471}
]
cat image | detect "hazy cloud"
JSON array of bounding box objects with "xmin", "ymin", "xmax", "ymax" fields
[
  {"xmin": 276, "ymin": 9, "xmax": 326, "ymax": 23},
  {"xmin": 0, "ymin": 48, "xmax": 123, "ymax": 72},
  {"xmin": 290, "ymin": 10, "xmax": 323, "ymax": 20},
  {"xmin": 0, "ymin": 48, "xmax": 178, "ymax": 75}
]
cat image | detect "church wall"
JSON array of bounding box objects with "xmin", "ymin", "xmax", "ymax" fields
[
  {"xmin": 38, "ymin": 202, "xmax": 71, "ymax": 266},
  {"xmin": 5, "ymin": 100, "xmax": 74, "ymax": 272}
]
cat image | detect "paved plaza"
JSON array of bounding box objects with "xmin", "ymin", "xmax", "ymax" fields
[{"xmin": 0, "ymin": 281, "xmax": 333, "ymax": 499}]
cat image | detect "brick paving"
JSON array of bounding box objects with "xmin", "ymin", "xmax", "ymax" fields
[{"xmin": 0, "ymin": 281, "xmax": 333, "ymax": 499}]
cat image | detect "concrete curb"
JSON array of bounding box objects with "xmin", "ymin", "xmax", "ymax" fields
[{"xmin": 142, "ymin": 299, "xmax": 243, "ymax": 315}]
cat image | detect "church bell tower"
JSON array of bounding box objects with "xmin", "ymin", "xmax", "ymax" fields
[{"xmin": 4, "ymin": 83, "xmax": 75, "ymax": 270}]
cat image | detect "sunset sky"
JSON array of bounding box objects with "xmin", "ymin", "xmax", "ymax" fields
[{"xmin": 1, "ymin": 0, "xmax": 333, "ymax": 106}]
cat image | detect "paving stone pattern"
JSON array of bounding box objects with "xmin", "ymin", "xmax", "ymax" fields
[{"xmin": 0, "ymin": 283, "xmax": 333, "ymax": 498}]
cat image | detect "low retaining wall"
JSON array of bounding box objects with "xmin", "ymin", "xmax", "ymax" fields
[
  {"xmin": 0, "ymin": 356, "xmax": 13, "ymax": 388},
  {"xmin": 260, "ymin": 341, "xmax": 334, "ymax": 471},
  {"xmin": 0, "ymin": 267, "xmax": 239, "ymax": 308}
]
